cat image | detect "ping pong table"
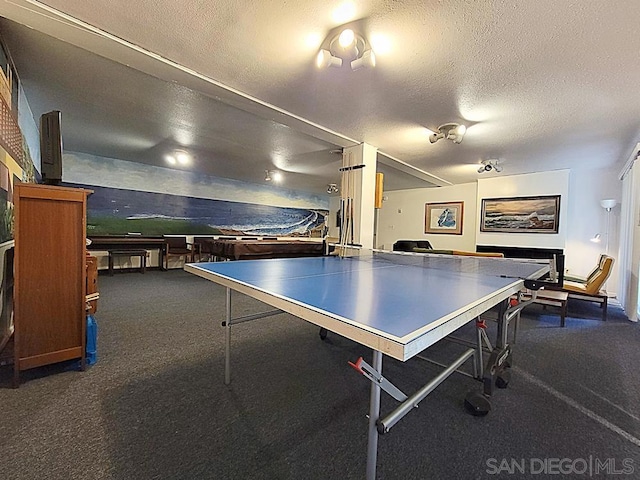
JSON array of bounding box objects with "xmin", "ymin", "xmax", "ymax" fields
[{"xmin": 185, "ymin": 249, "xmax": 549, "ymax": 479}]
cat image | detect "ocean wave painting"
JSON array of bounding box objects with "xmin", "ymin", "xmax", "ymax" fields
[
  {"xmin": 72, "ymin": 184, "xmax": 328, "ymax": 236},
  {"xmin": 480, "ymin": 195, "xmax": 560, "ymax": 233}
]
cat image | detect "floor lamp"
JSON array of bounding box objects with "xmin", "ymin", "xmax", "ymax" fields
[{"xmin": 600, "ymin": 198, "xmax": 617, "ymax": 255}]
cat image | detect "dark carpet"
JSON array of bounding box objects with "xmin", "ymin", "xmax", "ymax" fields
[{"xmin": 1, "ymin": 269, "xmax": 639, "ymax": 479}]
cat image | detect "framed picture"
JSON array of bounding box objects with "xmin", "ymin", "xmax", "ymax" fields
[
  {"xmin": 425, "ymin": 201, "xmax": 464, "ymax": 235},
  {"xmin": 480, "ymin": 195, "xmax": 561, "ymax": 233}
]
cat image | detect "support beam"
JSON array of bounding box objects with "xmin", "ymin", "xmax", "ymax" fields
[{"xmin": 342, "ymin": 143, "xmax": 377, "ymax": 249}]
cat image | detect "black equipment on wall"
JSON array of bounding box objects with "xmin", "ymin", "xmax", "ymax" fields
[{"xmin": 40, "ymin": 110, "xmax": 63, "ymax": 185}]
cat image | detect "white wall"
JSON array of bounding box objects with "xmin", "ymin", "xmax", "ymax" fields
[
  {"xmin": 565, "ymin": 166, "xmax": 621, "ymax": 293},
  {"xmin": 377, "ymin": 167, "xmax": 623, "ymax": 295},
  {"xmin": 377, "ymin": 183, "xmax": 477, "ymax": 251},
  {"xmin": 328, "ymin": 195, "xmax": 341, "ymax": 239}
]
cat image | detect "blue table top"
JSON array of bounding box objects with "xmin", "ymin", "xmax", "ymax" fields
[{"xmin": 186, "ymin": 252, "xmax": 547, "ymax": 347}]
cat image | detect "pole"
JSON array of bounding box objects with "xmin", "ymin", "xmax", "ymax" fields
[{"xmin": 605, "ymin": 207, "xmax": 611, "ymax": 255}]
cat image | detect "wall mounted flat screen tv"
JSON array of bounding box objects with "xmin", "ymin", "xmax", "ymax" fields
[{"xmin": 40, "ymin": 110, "xmax": 63, "ymax": 184}]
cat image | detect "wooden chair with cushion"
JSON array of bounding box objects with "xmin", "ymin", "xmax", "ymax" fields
[
  {"xmin": 556, "ymin": 255, "xmax": 614, "ymax": 321},
  {"xmin": 192, "ymin": 236, "xmax": 214, "ymax": 262},
  {"xmin": 563, "ymin": 253, "xmax": 606, "ymax": 285},
  {"xmin": 163, "ymin": 236, "xmax": 193, "ymax": 269}
]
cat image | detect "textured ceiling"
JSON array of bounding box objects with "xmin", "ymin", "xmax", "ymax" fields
[{"xmin": 1, "ymin": 0, "xmax": 639, "ymax": 194}]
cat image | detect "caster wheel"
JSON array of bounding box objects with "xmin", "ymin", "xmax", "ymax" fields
[
  {"xmin": 464, "ymin": 392, "xmax": 492, "ymax": 416},
  {"xmin": 496, "ymin": 370, "xmax": 511, "ymax": 389},
  {"xmin": 319, "ymin": 328, "xmax": 328, "ymax": 340}
]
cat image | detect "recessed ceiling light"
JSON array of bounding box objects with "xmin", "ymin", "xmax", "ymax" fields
[
  {"xmin": 165, "ymin": 154, "xmax": 177, "ymax": 165},
  {"xmin": 272, "ymin": 171, "xmax": 283, "ymax": 183}
]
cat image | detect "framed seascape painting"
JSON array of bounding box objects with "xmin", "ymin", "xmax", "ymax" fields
[
  {"xmin": 425, "ymin": 201, "xmax": 464, "ymax": 235},
  {"xmin": 480, "ymin": 195, "xmax": 561, "ymax": 233}
]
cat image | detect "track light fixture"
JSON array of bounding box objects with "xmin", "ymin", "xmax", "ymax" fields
[
  {"xmin": 316, "ymin": 26, "xmax": 375, "ymax": 71},
  {"xmin": 327, "ymin": 183, "xmax": 339, "ymax": 194},
  {"xmin": 428, "ymin": 123, "xmax": 467, "ymax": 144},
  {"xmin": 477, "ymin": 159, "xmax": 503, "ymax": 173},
  {"xmin": 316, "ymin": 49, "xmax": 343, "ymax": 68}
]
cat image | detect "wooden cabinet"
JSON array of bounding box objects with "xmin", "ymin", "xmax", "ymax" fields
[{"xmin": 13, "ymin": 183, "xmax": 91, "ymax": 386}]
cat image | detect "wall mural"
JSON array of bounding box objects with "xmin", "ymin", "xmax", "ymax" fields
[
  {"xmin": 71, "ymin": 183, "xmax": 328, "ymax": 236},
  {"xmin": 0, "ymin": 138, "xmax": 34, "ymax": 243},
  {"xmin": 63, "ymin": 152, "xmax": 330, "ymax": 237},
  {"xmin": 0, "ymin": 145, "xmax": 27, "ymax": 352}
]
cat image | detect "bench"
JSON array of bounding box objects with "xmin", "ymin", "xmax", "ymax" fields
[
  {"xmin": 519, "ymin": 288, "xmax": 569, "ymax": 327},
  {"xmin": 108, "ymin": 249, "xmax": 148, "ymax": 275}
]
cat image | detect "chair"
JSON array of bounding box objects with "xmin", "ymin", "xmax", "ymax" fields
[
  {"xmin": 163, "ymin": 236, "xmax": 193, "ymax": 269},
  {"xmin": 554, "ymin": 255, "xmax": 614, "ymax": 321},
  {"xmin": 563, "ymin": 254, "xmax": 606, "ymax": 284},
  {"xmin": 192, "ymin": 236, "xmax": 214, "ymax": 262}
]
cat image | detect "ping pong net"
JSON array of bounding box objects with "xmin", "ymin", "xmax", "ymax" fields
[{"xmin": 331, "ymin": 246, "xmax": 553, "ymax": 282}]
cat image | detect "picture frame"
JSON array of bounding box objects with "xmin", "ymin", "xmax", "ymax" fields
[
  {"xmin": 480, "ymin": 195, "xmax": 561, "ymax": 233},
  {"xmin": 425, "ymin": 201, "xmax": 464, "ymax": 235}
]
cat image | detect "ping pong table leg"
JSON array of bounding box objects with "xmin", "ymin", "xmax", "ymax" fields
[
  {"xmin": 475, "ymin": 319, "xmax": 484, "ymax": 379},
  {"xmin": 225, "ymin": 287, "xmax": 232, "ymax": 385},
  {"xmin": 366, "ymin": 350, "xmax": 383, "ymax": 480}
]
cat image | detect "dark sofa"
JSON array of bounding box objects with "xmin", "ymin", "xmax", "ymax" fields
[{"xmin": 392, "ymin": 240, "xmax": 433, "ymax": 252}]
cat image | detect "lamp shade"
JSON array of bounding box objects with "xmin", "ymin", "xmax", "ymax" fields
[{"xmin": 600, "ymin": 199, "xmax": 617, "ymax": 209}]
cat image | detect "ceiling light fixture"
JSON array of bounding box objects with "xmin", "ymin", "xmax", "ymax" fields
[
  {"xmin": 338, "ymin": 28, "xmax": 355, "ymax": 47},
  {"xmin": 166, "ymin": 149, "xmax": 190, "ymax": 166},
  {"xmin": 316, "ymin": 49, "xmax": 342, "ymax": 68},
  {"xmin": 265, "ymin": 170, "xmax": 283, "ymax": 183},
  {"xmin": 175, "ymin": 150, "xmax": 190, "ymax": 165},
  {"xmin": 477, "ymin": 159, "xmax": 503, "ymax": 173},
  {"xmin": 428, "ymin": 123, "xmax": 467, "ymax": 144},
  {"xmin": 327, "ymin": 183, "xmax": 339, "ymax": 194},
  {"xmin": 316, "ymin": 25, "xmax": 375, "ymax": 71}
]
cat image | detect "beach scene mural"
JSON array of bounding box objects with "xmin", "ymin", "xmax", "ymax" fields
[{"xmin": 63, "ymin": 152, "xmax": 329, "ymax": 236}]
